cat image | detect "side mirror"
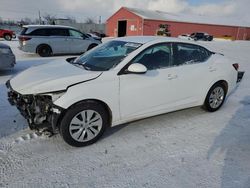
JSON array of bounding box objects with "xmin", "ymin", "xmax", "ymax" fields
[{"xmin": 127, "ymin": 63, "xmax": 147, "ymax": 74}]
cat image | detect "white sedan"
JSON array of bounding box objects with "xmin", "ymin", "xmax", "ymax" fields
[{"xmin": 6, "ymin": 36, "xmax": 242, "ymax": 147}]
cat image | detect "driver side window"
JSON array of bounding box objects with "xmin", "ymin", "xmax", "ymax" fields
[
  {"xmin": 131, "ymin": 43, "xmax": 171, "ymax": 70},
  {"xmin": 69, "ymin": 29, "xmax": 83, "ymax": 38}
]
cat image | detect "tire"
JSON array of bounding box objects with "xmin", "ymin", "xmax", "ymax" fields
[
  {"xmin": 60, "ymin": 101, "xmax": 108, "ymax": 147},
  {"xmin": 87, "ymin": 43, "xmax": 98, "ymax": 51},
  {"xmin": 37, "ymin": 45, "xmax": 52, "ymax": 57},
  {"xmin": 204, "ymin": 83, "xmax": 226, "ymax": 112},
  {"xmin": 4, "ymin": 34, "xmax": 12, "ymax": 41}
]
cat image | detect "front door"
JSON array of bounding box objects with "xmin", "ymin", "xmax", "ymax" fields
[
  {"xmin": 119, "ymin": 43, "xmax": 178, "ymax": 119},
  {"xmin": 68, "ymin": 29, "xmax": 91, "ymax": 53}
]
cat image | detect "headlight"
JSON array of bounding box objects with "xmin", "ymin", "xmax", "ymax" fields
[
  {"xmin": 40, "ymin": 91, "xmax": 66, "ymax": 102},
  {"xmin": 0, "ymin": 48, "xmax": 11, "ymax": 54}
]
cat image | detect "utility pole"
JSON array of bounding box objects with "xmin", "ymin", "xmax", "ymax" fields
[
  {"xmin": 98, "ymin": 16, "xmax": 101, "ymax": 24},
  {"xmin": 38, "ymin": 10, "xmax": 41, "ymax": 25}
]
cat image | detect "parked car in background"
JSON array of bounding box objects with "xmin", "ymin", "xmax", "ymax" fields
[
  {"xmin": 0, "ymin": 29, "xmax": 16, "ymax": 41},
  {"xmin": 86, "ymin": 33, "xmax": 101, "ymax": 41},
  {"xmin": 18, "ymin": 25, "xmax": 101, "ymax": 57},
  {"xmin": 0, "ymin": 43, "xmax": 15, "ymax": 69},
  {"xmin": 91, "ymin": 31, "xmax": 107, "ymax": 38},
  {"xmin": 190, "ymin": 32, "xmax": 213, "ymax": 41},
  {"xmin": 6, "ymin": 36, "xmax": 242, "ymax": 147},
  {"xmin": 178, "ymin": 34, "xmax": 192, "ymax": 40}
]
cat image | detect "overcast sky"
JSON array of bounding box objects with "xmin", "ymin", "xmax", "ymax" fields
[{"xmin": 0, "ymin": 0, "xmax": 249, "ymax": 23}]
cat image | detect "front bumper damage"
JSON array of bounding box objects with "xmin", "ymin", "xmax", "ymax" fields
[{"xmin": 6, "ymin": 80, "xmax": 64, "ymax": 132}]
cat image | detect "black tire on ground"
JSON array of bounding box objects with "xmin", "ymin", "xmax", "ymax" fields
[
  {"xmin": 87, "ymin": 43, "xmax": 98, "ymax": 51},
  {"xmin": 204, "ymin": 83, "xmax": 227, "ymax": 112},
  {"xmin": 4, "ymin": 34, "xmax": 12, "ymax": 41},
  {"xmin": 37, "ymin": 45, "xmax": 52, "ymax": 57},
  {"xmin": 60, "ymin": 101, "xmax": 109, "ymax": 147}
]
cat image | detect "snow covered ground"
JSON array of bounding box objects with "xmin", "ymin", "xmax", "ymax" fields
[{"xmin": 0, "ymin": 39, "xmax": 249, "ymax": 188}]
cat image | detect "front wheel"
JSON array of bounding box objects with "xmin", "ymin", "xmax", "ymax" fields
[
  {"xmin": 204, "ymin": 83, "xmax": 226, "ymax": 112},
  {"xmin": 60, "ymin": 101, "xmax": 108, "ymax": 147}
]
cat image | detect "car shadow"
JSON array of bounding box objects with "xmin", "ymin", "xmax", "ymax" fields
[
  {"xmin": 207, "ymin": 96, "xmax": 250, "ymax": 188},
  {"xmin": 101, "ymin": 123, "xmax": 129, "ymax": 140}
]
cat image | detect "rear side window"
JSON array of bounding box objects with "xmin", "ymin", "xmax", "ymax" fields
[
  {"xmin": 30, "ymin": 29, "xmax": 49, "ymax": 36},
  {"xmin": 172, "ymin": 43, "xmax": 211, "ymax": 66},
  {"xmin": 27, "ymin": 28, "xmax": 69, "ymax": 36},
  {"xmin": 48, "ymin": 29, "xmax": 69, "ymax": 36}
]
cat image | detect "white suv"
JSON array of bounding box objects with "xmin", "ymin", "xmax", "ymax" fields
[{"xmin": 18, "ymin": 25, "xmax": 101, "ymax": 57}]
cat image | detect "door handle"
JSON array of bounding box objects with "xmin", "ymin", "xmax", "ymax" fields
[
  {"xmin": 209, "ymin": 67, "xmax": 217, "ymax": 72},
  {"xmin": 168, "ymin": 74, "xmax": 178, "ymax": 80}
]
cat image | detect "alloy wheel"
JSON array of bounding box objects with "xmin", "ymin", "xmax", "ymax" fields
[{"xmin": 69, "ymin": 110, "xmax": 103, "ymax": 142}]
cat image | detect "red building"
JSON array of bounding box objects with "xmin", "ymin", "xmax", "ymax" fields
[{"xmin": 106, "ymin": 7, "xmax": 250, "ymax": 40}]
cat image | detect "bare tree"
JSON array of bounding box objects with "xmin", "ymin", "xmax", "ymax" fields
[
  {"xmin": 34, "ymin": 18, "xmax": 41, "ymax": 24},
  {"xmin": 65, "ymin": 16, "xmax": 77, "ymax": 23},
  {"xmin": 84, "ymin": 17, "xmax": 95, "ymax": 24},
  {"xmin": 0, "ymin": 17, "xmax": 3, "ymax": 25},
  {"xmin": 20, "ymin": 17, "xmax": 32, "ymax": 25},
  {"xmin": 43, "ymin": 14, "xmax": 56, "ymax": 25}
]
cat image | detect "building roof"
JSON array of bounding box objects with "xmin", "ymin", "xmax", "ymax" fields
[
  {"xmin": 23, "ymin": 25, "xmax": 76, "ymax": 29},
  {"xmin": 125, "ymin": 7, "xmax": 250, "ymax": 28}
]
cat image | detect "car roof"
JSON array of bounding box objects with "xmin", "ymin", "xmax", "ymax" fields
[
  {"xmin": 112, "ymin": 36, "xmax": 212, "ymax": 50},
  {"xmin": 23, "ymin": 25, "xmax": 76, "ymax": 30}
]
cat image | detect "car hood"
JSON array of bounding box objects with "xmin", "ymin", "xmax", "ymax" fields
[{"xmin": 10, "ymin": 59, "xmax": 102, "ymax": 95}]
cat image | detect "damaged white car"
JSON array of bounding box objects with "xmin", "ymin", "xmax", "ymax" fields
[{"xmin": 6, "ymin": 36, "xmax": 244, "ymax": 147}]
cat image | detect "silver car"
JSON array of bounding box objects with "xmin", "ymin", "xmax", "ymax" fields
[
  {"xmin": 18, "ymin": 25, "xmax": 101, "ymax": 57},
  {"xmin": 0, "ymin": 43, "xmax": 15, "ymax": 69}
]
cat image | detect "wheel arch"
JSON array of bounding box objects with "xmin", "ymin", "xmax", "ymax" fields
[
  {"xmin": 211, "ymin": 80, "xmax": 228, "ymax": 94},
  {"xmin": 204, "ymin": 80, "xmax": 228, "ymax": 103},
  {"xmin": 36, "ymin": 43, "xmax": 53, "ymax": 54},
  {"xmin": 57, "ymin": 98, "xmax": 113, "ymax": 129},
  {"xmin": 87, "ymin": 43, "xmax": 98, "ymax": 51}
]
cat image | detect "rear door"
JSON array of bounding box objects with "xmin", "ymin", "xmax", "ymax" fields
[{"xmin": 167, "ymin": 43, "xmax": 214, "ymax": 105}]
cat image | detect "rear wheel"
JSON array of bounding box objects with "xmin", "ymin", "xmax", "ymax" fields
[
  {"xmin": 60, "ymin": 101, "xmax": 108, "ymax": 147},
  {"xmin": 204, "ymin": 83, "xmax": 226, "ymax": 112},
  {"xmin": 37, "ymin": 45, "xmax": 52, "ymax": 57},
  {"xmin": 4, "ymin": 34, "xmax": 12, "ymax": 41}
]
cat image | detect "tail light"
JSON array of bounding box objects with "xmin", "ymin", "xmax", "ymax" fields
[
  {"xmin": 232, "ymin": 63, "xmax": 239, "ymax": 71},
  {"xmin": 18, "ymin": 36, "xmax": 31, "ymax": 41}
]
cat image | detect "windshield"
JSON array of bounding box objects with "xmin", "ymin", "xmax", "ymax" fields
[{"xmin": 73, "ymin": 40, "xmax": 142, "ymax": 71}]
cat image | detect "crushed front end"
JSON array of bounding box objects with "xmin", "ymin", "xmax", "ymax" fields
[{"xmin": 6, "ymin": 80, "xmax": 65, "ymax": 133}]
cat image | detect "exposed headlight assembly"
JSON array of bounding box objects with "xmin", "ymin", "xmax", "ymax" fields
[{"xmin": 39, "ymin": 91, "xmax": 66, "ymax": 102}]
